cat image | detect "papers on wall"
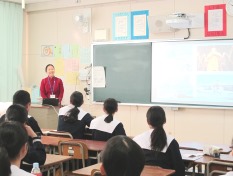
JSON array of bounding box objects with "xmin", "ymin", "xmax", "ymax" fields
[
  {"xmin": 112, "ymin": 12, "xmax": 131, "ymax": 40},
  {"xmin": 131, "ymin": 10, "xmax": 149, "ymax": 40},
  {"xmin": 41, "ymin": 45, "xmax": 54, "ymax": 57},
  {"xmin": 92, "ymin": 66, "xmax": 106, "ymax": 88},
  {"xmin": 204, "ymin": 4, "xmax": 227, "ymax": 37}
]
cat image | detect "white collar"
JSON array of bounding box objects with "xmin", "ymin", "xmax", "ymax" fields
[{"xmin": 133, "ymin": 129, "xmax": 174, "ymax": 153}]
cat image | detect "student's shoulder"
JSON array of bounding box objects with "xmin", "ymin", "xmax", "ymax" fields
[
  {"xmin": 59, "ymin": 105, "xmax": 72, "ymax": 114},
  {"xmin": 11, "ymin": 165, "xmax": 35, "ymax": 176},
  {"xmin": 28, "ymin": 115, "xmax": 37, "ymax": 122}
]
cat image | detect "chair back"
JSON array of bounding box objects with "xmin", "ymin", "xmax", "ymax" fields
[
  {"xmin": 207, "ymin": 160, "xmax": 233, "ymax": 176},
  {"xmin": 91, "ymin": 169, "xmax": 103, "ymax": 176},
  {"xmin": 58, "ymin": 141, "xmax": 89, "ymax": 167},
  {"xmin": 47, "ymin": 131, "xmax": 73, "ymax": 139}
]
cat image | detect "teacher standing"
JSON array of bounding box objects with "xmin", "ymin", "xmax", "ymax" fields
[{"xmin": 40, "ymin": 64, "xmax": 64, "ymax": 103}]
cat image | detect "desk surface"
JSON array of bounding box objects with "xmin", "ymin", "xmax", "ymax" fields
[
  {"xmin": 41, "ymin": 154, "xmax": 72, "ymax": 168},
  {"xmin": 180, "ymin": 142, "xmax": 231, "ymax": 154},
  {"xmin": 67, "ymin": 139, "xmax": 106, "ymax": 152},
  {"xmin": 41, "ymin": 135, "xmax": 71, "ymax": 146},
  {"xmin": 70, "ymin": 163, "xmax": 175, "ymax": 176}
]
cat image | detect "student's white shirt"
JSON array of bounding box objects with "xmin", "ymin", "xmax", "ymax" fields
[
  {"xmin": 222, "ymin": 172, "xmax": 233, "ymax": 176},
  {"xmin": 58, "ymin": 105, "xmax": 87, "ymax": 121},
  {"xmin": 89, "ymin": 115, "xmax": 121, "ymax": 133},
  {"xmin": 133, "ymin": 129, "xmax": 174, "ymax": 153},
  {"xmin": 10, "ymin": 165, "xmax": 35, "ymax": 176}
]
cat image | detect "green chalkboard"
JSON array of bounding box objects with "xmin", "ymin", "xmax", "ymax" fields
[{"xmin": 93, "ymin": 42, "xmax": 152, "ymax": 104}]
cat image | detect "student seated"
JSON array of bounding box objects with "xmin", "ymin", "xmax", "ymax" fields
[
  {"xmin": 133, "ymin": 106, "xmax": 185, "ymax": 176},
  {"xmin": 0, "ymin": 121, "xmax": 35, "ymax": 176},
  {"xmin": 5, "ymin": 104, "xmax": 46, "ymax": 172},
  {"xmin": 57, "ymin": 91, "xmax": 93, "ymax": 139},
  {"xmin": 90, "ymin": 98, "xmax": 126, "ymax": 141},
  {"xmin": 100, "ymin": 135, "xmax": 145, "ymax": 176},
  {"xmin": 0, "ymin": 90, "xmax": 43, "ymax": 135}
]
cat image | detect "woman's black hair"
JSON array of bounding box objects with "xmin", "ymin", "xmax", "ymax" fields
[
  {"xmin": 45, "ymin": 64, "xmax": 54, "ymax": 72},
  {"xmin": 147, "ymin": 106, "xmax": 167, "ymax": 152},
  {"xmin": 103, "ymin": 98, "xmax": 118, "ymax": 123},
  {"xmin": 102, "ymin": 135, "xmax": 145, "ymax": 176},
  {"xmin": 64, "ymin": 91, "xmax": 83, "ymax": 122},
  {"xmin": 0, "ymin": 147, "xmax": 11, "ymax": 176},
  {"xmin": 6, "ymin": 104, "xmax": 28, "ymax": 124},
  {"xmin": 0, "ymin": 121, "xmax": 28, "ymax": 161}
]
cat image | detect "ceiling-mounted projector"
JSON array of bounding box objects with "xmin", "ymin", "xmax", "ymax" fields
[{"xmin": 166, "ymin": 13, "xmax": 191, "ymax": 29}]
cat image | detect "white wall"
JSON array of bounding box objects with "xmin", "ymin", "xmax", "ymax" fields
[{"xmin": 24, "ymin": 0, "xmax": 233, "ymax": 145}]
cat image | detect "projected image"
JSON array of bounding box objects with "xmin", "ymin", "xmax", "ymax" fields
[
  {"xmin": 197, "ymin": 45, "xmax": 233, "ymax": 71},
  {"xmin": 151, "ymin": 40, "xmax": 233, "ymax": 107}
]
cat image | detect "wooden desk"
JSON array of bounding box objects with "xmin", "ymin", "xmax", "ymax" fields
[
  {"xmin": 68, "ymin": 163, "xmax": 175, "ymax": 176},
  {"xmin": 68, "ymin": 139, "xmax": 106, "ymax": 152},
  {"xmin": 67, "ymin": 139, "xmax": 106, "ymax": 162},
  {"xmin": 180, "ymin": 142, "xmax": 231, "ymax": 154},
  {"xmin": 41, "ymin": 135, "xmax": 71, "ymax": 146},
  {"xmin": 41, "ymin": 135, "xmax": 71, "ymax": 154},
  {"xmin": 41, "ymin": 154, "xmax": 72, "ymax": 176}
]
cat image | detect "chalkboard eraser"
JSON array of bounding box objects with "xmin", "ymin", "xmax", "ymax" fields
[
  {"xmin": 117, "ymin": 101, "xmax": 121, "ymax": 103},
  {"xmin": 96, "ymin": 100, "xmax": 103, "ymax": 102}
]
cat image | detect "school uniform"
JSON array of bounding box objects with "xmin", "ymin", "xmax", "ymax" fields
[
  {"xmin": 89, "ymin": 115, "xmax": 126, "ymax": 141},
  {"xmin": 27, "ymin": 115, "xmax": 43, "ymax": 135},
  {"xmin": 57, "ymin": 105, "xmax": 93, "ymax": 139},
  {"xmin": 133, "ymin": 129, "xmax": 185, "ymax": 176},
  {"xmin": 0, "ymin": 114, "xmax": 43, "ymax": 135},
  {"xmin": 0, "ymin": 113, "xmax": 46, "ymax": 172},
  {"xmin": 21, "ymin": 135, "xmax": 46, "ymax": 172},
  {"xmin": 10, "ymin": 165, "xmax": 35, "ymax": 176}
]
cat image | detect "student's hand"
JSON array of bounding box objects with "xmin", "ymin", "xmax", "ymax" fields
[
  {"xmin": 24, "ymin": 124, "xmax": 37, "ymax": 138},
  {"xmin": 230, "ymin": 150, "xmax": 233, "ymax": 156}
]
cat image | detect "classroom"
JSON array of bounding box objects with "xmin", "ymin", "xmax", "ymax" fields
[{"xmin": 1, "ymin": 0, "xmax": 233, "ymax": 175}]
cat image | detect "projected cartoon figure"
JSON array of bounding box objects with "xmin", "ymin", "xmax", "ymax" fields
[{"xmin": 206, "ymin": 48, "xmax": 222, "ymax": 71}]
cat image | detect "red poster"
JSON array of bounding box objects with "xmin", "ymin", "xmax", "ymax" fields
[{"xmin": 204, "ymin": 4, "xmax": 227, "ymax": 37}]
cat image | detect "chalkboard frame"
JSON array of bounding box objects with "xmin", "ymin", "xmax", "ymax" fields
[{"xmin": 92, "ymin": 41, "xmax": 152, "ymax": 105}]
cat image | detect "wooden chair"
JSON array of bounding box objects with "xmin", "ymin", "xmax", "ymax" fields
[
  {"xmin": 91, "ymin": 169, "xmax": 103, "ymax": 176},
  {"xmin": 46, "ymin": 131, "xmax": 73, "ymax": 139},
  {"xmin": 207, "ymin": 161, "xmax": 233, "ymax": 176},
  {"xmin": 58, "ymin": 141, "xmax": 89, "ymax": 169}
]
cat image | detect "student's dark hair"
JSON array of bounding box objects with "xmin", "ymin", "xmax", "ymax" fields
[
  {"xmin": 147, "ymin": 106, "xmax": 167, "ymax": 152},
  {"xmin": 6, "ymin": 104, "xmax": 28, "ymax": 124},
  {"xmin": 13, "ymin": 90, "xmax": 31, "ymax": 106},
  {"xmin": 0, "ymin": 121, "xmax": 28, "ymax": 161},
  {"xmin": 64, "ymin": 91, "xmax": 83, "ymax": 122},
  {"xmin": 102, "ymin": 135, "xmax": 145, "ymax": 176},
  {"xmin": 103, "ymin": 98, "xmax": 118, "ymax": 123},
  {"xmin": 45, "ymin": 64, "xmax": 54, "ymax": 72},
  {"xmin": 0, "ymin": 147, "xmax": 11, "ymax": 176}
]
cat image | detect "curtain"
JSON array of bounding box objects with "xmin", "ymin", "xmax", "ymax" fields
[{"xmin": 0, "ymin": 1, "xmax": 23, "ymax": 101}]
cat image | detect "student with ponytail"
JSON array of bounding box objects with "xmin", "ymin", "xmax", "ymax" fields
[
  {"xmin": 133, "ymin": 106, "xmax": 185, "ymax": 176},
  {"xmin": 57, "ymin": 91, "xmax": 93, "ymax": 139},
  {"xmin": 90, "ymin": 98, "xmax": 126, "ymax": 141},
  {"xmin": 0, "ymin": 121, "xmax": 35, "ymax": 176}
]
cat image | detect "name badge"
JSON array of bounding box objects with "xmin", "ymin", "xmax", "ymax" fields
[{"xmin": 50, "ymin": 95, "xmax": 55, "ymax": 98}]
